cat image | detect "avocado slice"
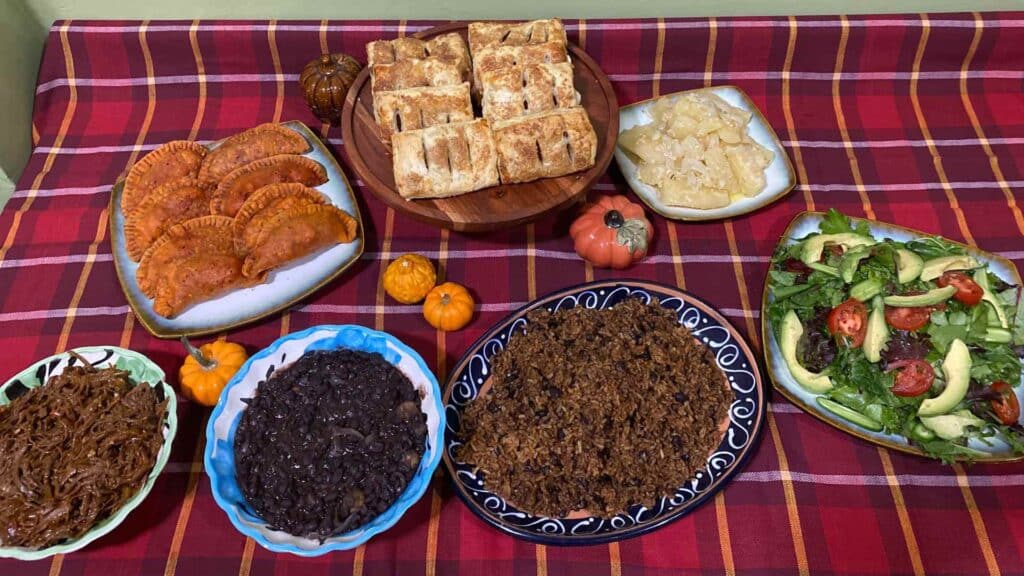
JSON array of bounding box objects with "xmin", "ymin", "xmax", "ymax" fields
[
  {"xmin": 919, "ymin": 255, "xmax": 980, "ymax": 282},
  {"xmin": 918, "ymin": 338, "xmax": 971, "ymax": 416},
  {"xmin": 850, "ymin": 278, "xmax": 883, "ymax": 302},
  {"xmin": 973, "ymin": 268, "xmax": 1009, "ymax": 328},
  {"xmin": 919, "ymin": 409, "xmax": 986, "ymax": 441},
  {"xmin": 800, "ymin": 233, "xmax": 876, "ymax": 265},
  {"xmin": 895, "ymin": 249, "xmax": 925, "ymax": 284},
  {"xmin": 863, "ymin": 296, "xmax": 889, "ymax": 363},
  {"xmin": 779, "ymin": 310, "xmax": 833, "ymax": 393},
  {"xmin": 839, "ymin": 246, "xmax": 872, "ymax": 283},
  {"xmin": 883, "ymin": 285, "xmax": 956, "ymax": 307}
]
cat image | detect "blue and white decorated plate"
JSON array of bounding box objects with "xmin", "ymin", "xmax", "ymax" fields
[
  {"xmin": 442, "ymin": 280, "xmax": 765, "ymax": 545},
  {"xmin": 205, "ymin": 325, "xmax": 444, "ymax": 556}
]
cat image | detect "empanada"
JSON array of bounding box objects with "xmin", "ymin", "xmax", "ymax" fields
[
  {"xmin": 491, "ymin": 107, "xmax": 597, "ymax": 184},
  {"xmin": 242, "ymin": 204, "xmax": 358, "ymax": 279},
  {"xmin": 154, "ymin": 251, "xmax": 260, "ymax": 318},
  {"xmin": 198, "ymin": 124, "xmax": 311, "ymax": 188},
  {"xmin": 232, "ymin": 183, "xmax": 327, "ymax": 253},
  {"xmin": 468, "ymin": 19, "xmax": 567, "ymax": 53},
  {"xmin": 211, "ymin": 154, "xmax": 327, "ymax": 217},
  {"xmin": 137, "ymin": 216, "xmax": 236, "ymax": 299},
  {"xmin": 122, "ymin": 141, "xmax": 206, "ymax": 212},
  {"xmin": 391, "ymin": 119, "xmax": 499, "ymax": 200},
  {"xmin": 370, "ymin": 59, "xmax": 465, "ymax": 93},
  {"xmin": 471, "ymin": 42, "xmax": 569, "ymax": 96},
  {"xmin": 373, "ymin": 83, "xmax": 474, "ymax": 145},
  {"xmin": 124, "ymin": 177, "xmax": 212, "ymax": 261},
  {"xmin": 366, "ymin": 33, "xmax": 470, "ymax": 72},
  {"xmin": 480, "ymin": 63, "xmax": 577, "ymax": 122}
]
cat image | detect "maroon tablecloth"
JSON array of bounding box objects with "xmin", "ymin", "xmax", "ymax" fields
[{"xmin": 3, "ymin": 13, "xmax": 1024, "ymax": 575}]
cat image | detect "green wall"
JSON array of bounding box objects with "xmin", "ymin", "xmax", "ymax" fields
[{"xmin": 1, "ymin": 0, "xmax": 1022, "ymax": 208}]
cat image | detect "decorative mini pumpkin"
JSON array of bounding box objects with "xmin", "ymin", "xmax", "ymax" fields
[
  {"xmin": 178, "ymin": 338, "xmax": 248, "ymax": 407},
  {"xmin": 570, "ymin": 195, "xmax": 653, "ymax": 269},
  {"xmin": 383, "ymin": 253, "xmax": 437, "ymax": 304},
  {"xmin": 299, "ymin": 53, "xmax": 363, "ymax": 125},
  {"xmin": 423, "ymin": 282, "xmax": 475, "ymax": 331}
]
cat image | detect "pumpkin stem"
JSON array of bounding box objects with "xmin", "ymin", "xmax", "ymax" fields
[
  {"xmin": 319, "ymin": 53, "xmax": 334, "ymax": 71},
  {"xmin": 441, "ymin": 293, "xmax": 451, "ymax": 305},
  {"xmin": 604, "ymin": 210, "xmax": 624, "ymax": 229},
  {"xmin": 180, "ymin": 336, "xmax": 216, "ymax": 370}
]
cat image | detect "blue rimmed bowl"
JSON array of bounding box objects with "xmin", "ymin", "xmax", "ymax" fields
[
  {"xmin": 0, "ymin": 346, "xmax": 177, "ymax": 560},
  {"xmin": 442, "ymin": 280, "xmax": 766, "ymax": 545},
  {"xmin": 204, "ymin": 325, "xmax": 444, "ymax": 556}
]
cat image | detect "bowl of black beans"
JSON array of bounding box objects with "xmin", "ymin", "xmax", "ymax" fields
[{"xmin": 204, "ymin": 324, "xmax": 444, "ymax": 555}]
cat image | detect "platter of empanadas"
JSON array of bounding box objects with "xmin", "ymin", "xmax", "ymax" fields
[
  {"xmin": 109, "ymin": 121, "xmax": 363, "ymax": 338},
  {"xmin": 342, "ymin": 20, "xmax": 618, "ymax": 232}
]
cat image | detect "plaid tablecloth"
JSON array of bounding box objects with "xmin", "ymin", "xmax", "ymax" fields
[{"xmin": 3, "ymin": 12, "xmax": 1024, "ymax": 576}]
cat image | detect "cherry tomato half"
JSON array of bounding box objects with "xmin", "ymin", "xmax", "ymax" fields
[
  {"xmin": 884, "ymin": 306, "xmax": 932, "ymax": 331},
  {"xmin": 990, "ymin": 381, "xmax": 1021, "ymax": 425},
  {"xmin": 936, "ymin": 271, "xmax": 984, "ymax": 306},
  {"xmin": 889, "ymin": 360, "xmax": 935, "ymax": 397},
  {"xmin": 827, "ymin": 299, "xmax": 868, "ymax": 348}
]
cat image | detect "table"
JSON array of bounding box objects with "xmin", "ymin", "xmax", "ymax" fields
[{"xmin": 3, "ymin": 13, "xmax": 1024, "ymax": 576}]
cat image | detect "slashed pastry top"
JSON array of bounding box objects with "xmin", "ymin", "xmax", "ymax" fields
[
  {"xmin": 370, "ymin": 59, "xmax": 465, "ymax": 93},
  {"xmin": 373, "ymin": 83, "xmax": 474, "ymax": 145},
  {"xmin": 468, "ymin": 19, "xmax": 567, "ymax": 53},
  {"xmin": 366, "ymin": 33, "xmax": 470, "ymax": 75},
  {"xmin": 491, "ymin": 107, "xmax": 597, "ymax": 184},
  {"xmin": 391, "ymin": 119, "xmax": 499, "ymax": 199},
  {"xmin": 122, "ymin": 140, "xmax": 206, "ymax": 212},
  {"xmin": 480, "ymin": 62, "xmax": 578, "ymax": 122},
  {"xmin": 471, "ymin": 42, "xmax": 569, "ymax": 96},
  {"xmin": 198, "ymin": 124, "xmax": 311, "ymax": 188}
]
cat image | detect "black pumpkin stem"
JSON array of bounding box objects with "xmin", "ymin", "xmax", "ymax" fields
[{"xmin": 604, "ymin": 210, "xmax": 624, "ymax": 229}]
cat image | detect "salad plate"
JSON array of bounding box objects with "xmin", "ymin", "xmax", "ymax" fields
[{"xmin": 762, "ymin": 211, "xmax": 1024, "ymax": 462}]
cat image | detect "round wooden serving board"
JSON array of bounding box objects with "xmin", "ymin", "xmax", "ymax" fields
[{"xmin": 341, "ymin": 22, "xmax": 619, "ymax": 232}]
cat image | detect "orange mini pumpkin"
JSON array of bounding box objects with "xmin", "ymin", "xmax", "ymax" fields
[
  {"xmin": 383, "ymin": 253, "xmax": 437, "ymax": 304},
  {"xmin": 423, "ymin": 282, "xmax": 475, "ymax": 331},
  {"xmin": 569, "ymin": 195, "xmax": 653, "ymax": 269},
  {"xmin": 178, "ymin": 339, "xmax": 248, "ymax": 407}
]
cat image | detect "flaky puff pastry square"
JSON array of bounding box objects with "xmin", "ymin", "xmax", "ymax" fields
[
  {"xmin": 491, "ymin": 107, "xmax": 597, "ymax": 184},
  {"xmin": 366, "ymin": 33, "xmax": 470, "ymax": 75},
  {"xmin": 480, "ymin": 62, "xmax": 578, "ymax": 122},
  {"xmin": 373, "ymin": 83, "xmax": 474, "ymax": 146},
  {"xmin": 391, "ymin": 119, "xmax": 499, "ymax": 200},
  {"xmin": 471, "ymin": 42, "xmax": 568, "ymax": 97},
  {"xmin": 370, "ymin": 59, "xmax": 465, "ymax": 93},
  {"xmin": 468, "ymin": 19, "xmax": 567, "ymax": 53}
]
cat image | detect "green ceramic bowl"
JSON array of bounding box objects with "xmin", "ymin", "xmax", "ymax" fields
[{"xmin": 0, "ymin": 346, "xmax": 178, "ymax": 560}]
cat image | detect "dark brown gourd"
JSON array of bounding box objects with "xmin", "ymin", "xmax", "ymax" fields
[{"xmin": 299, "ymin": 53, "xmax": 362, "ymax": 126}]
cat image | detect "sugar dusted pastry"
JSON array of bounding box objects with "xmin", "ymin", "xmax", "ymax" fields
[
  {"xmin": 492, "ymin": 107, "xmax": 597, "ymax": 184},
  {"xmin": 124, "ymin": 177, "xmax": 212, "ymax": 261},
  {"xmin": 232, "ymin": 183, "xmax": 327, "ymax": 253},
  {"xmin": 122, "ymin": 140, "xmax": 206, "ymax": 212},
  {"xmin": 370, "ymin": 59, "xmax": 465, "ymax": 93},
  {"xmin": 471, "ymin": 42, "xmax": 568, "ymax": 96},
  {"xmin": 373, "ymin": 83, "xmax": 474, "ymax": 145},
  {"xmin": 366, "ymin": 33, "xmax": 470, "ymax": 75},
  {"xmin": 480, "ymin": 63, "xmax": 578, "ymax": 122},
  {"xmin": 391, "ymin": 119, "xmax": 499, "ymax": 199},
  {"xmin": 468, "ymin": 19, "xmax": 567, "ymax": 53},
  {"xmin": 242, "ymin": 204, "xmax": 359, "ymax": 279},
  {"xmin": 211, "ymin": 154, "xmax": 327, "ymax": 217},
  {"xmin": 198, "ymin": 124, "xmax": 311, "ymax": 188}
]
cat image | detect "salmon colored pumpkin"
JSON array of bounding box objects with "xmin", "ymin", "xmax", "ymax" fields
[
  {"xmin": 178, "ymin": 339, "xmax": 248, "ymax": 407},
  {"xmin": 423, "ymin": 282, "xmax": 475, "ymax": 331},
  {"xmin": 569, "ymin": 195, "xmax": 653, "ymax": 269}
]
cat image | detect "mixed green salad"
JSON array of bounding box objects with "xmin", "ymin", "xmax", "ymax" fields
[{"xmin": 767, "ymin": 210, "xmax": 1024, "ymax": 462}]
